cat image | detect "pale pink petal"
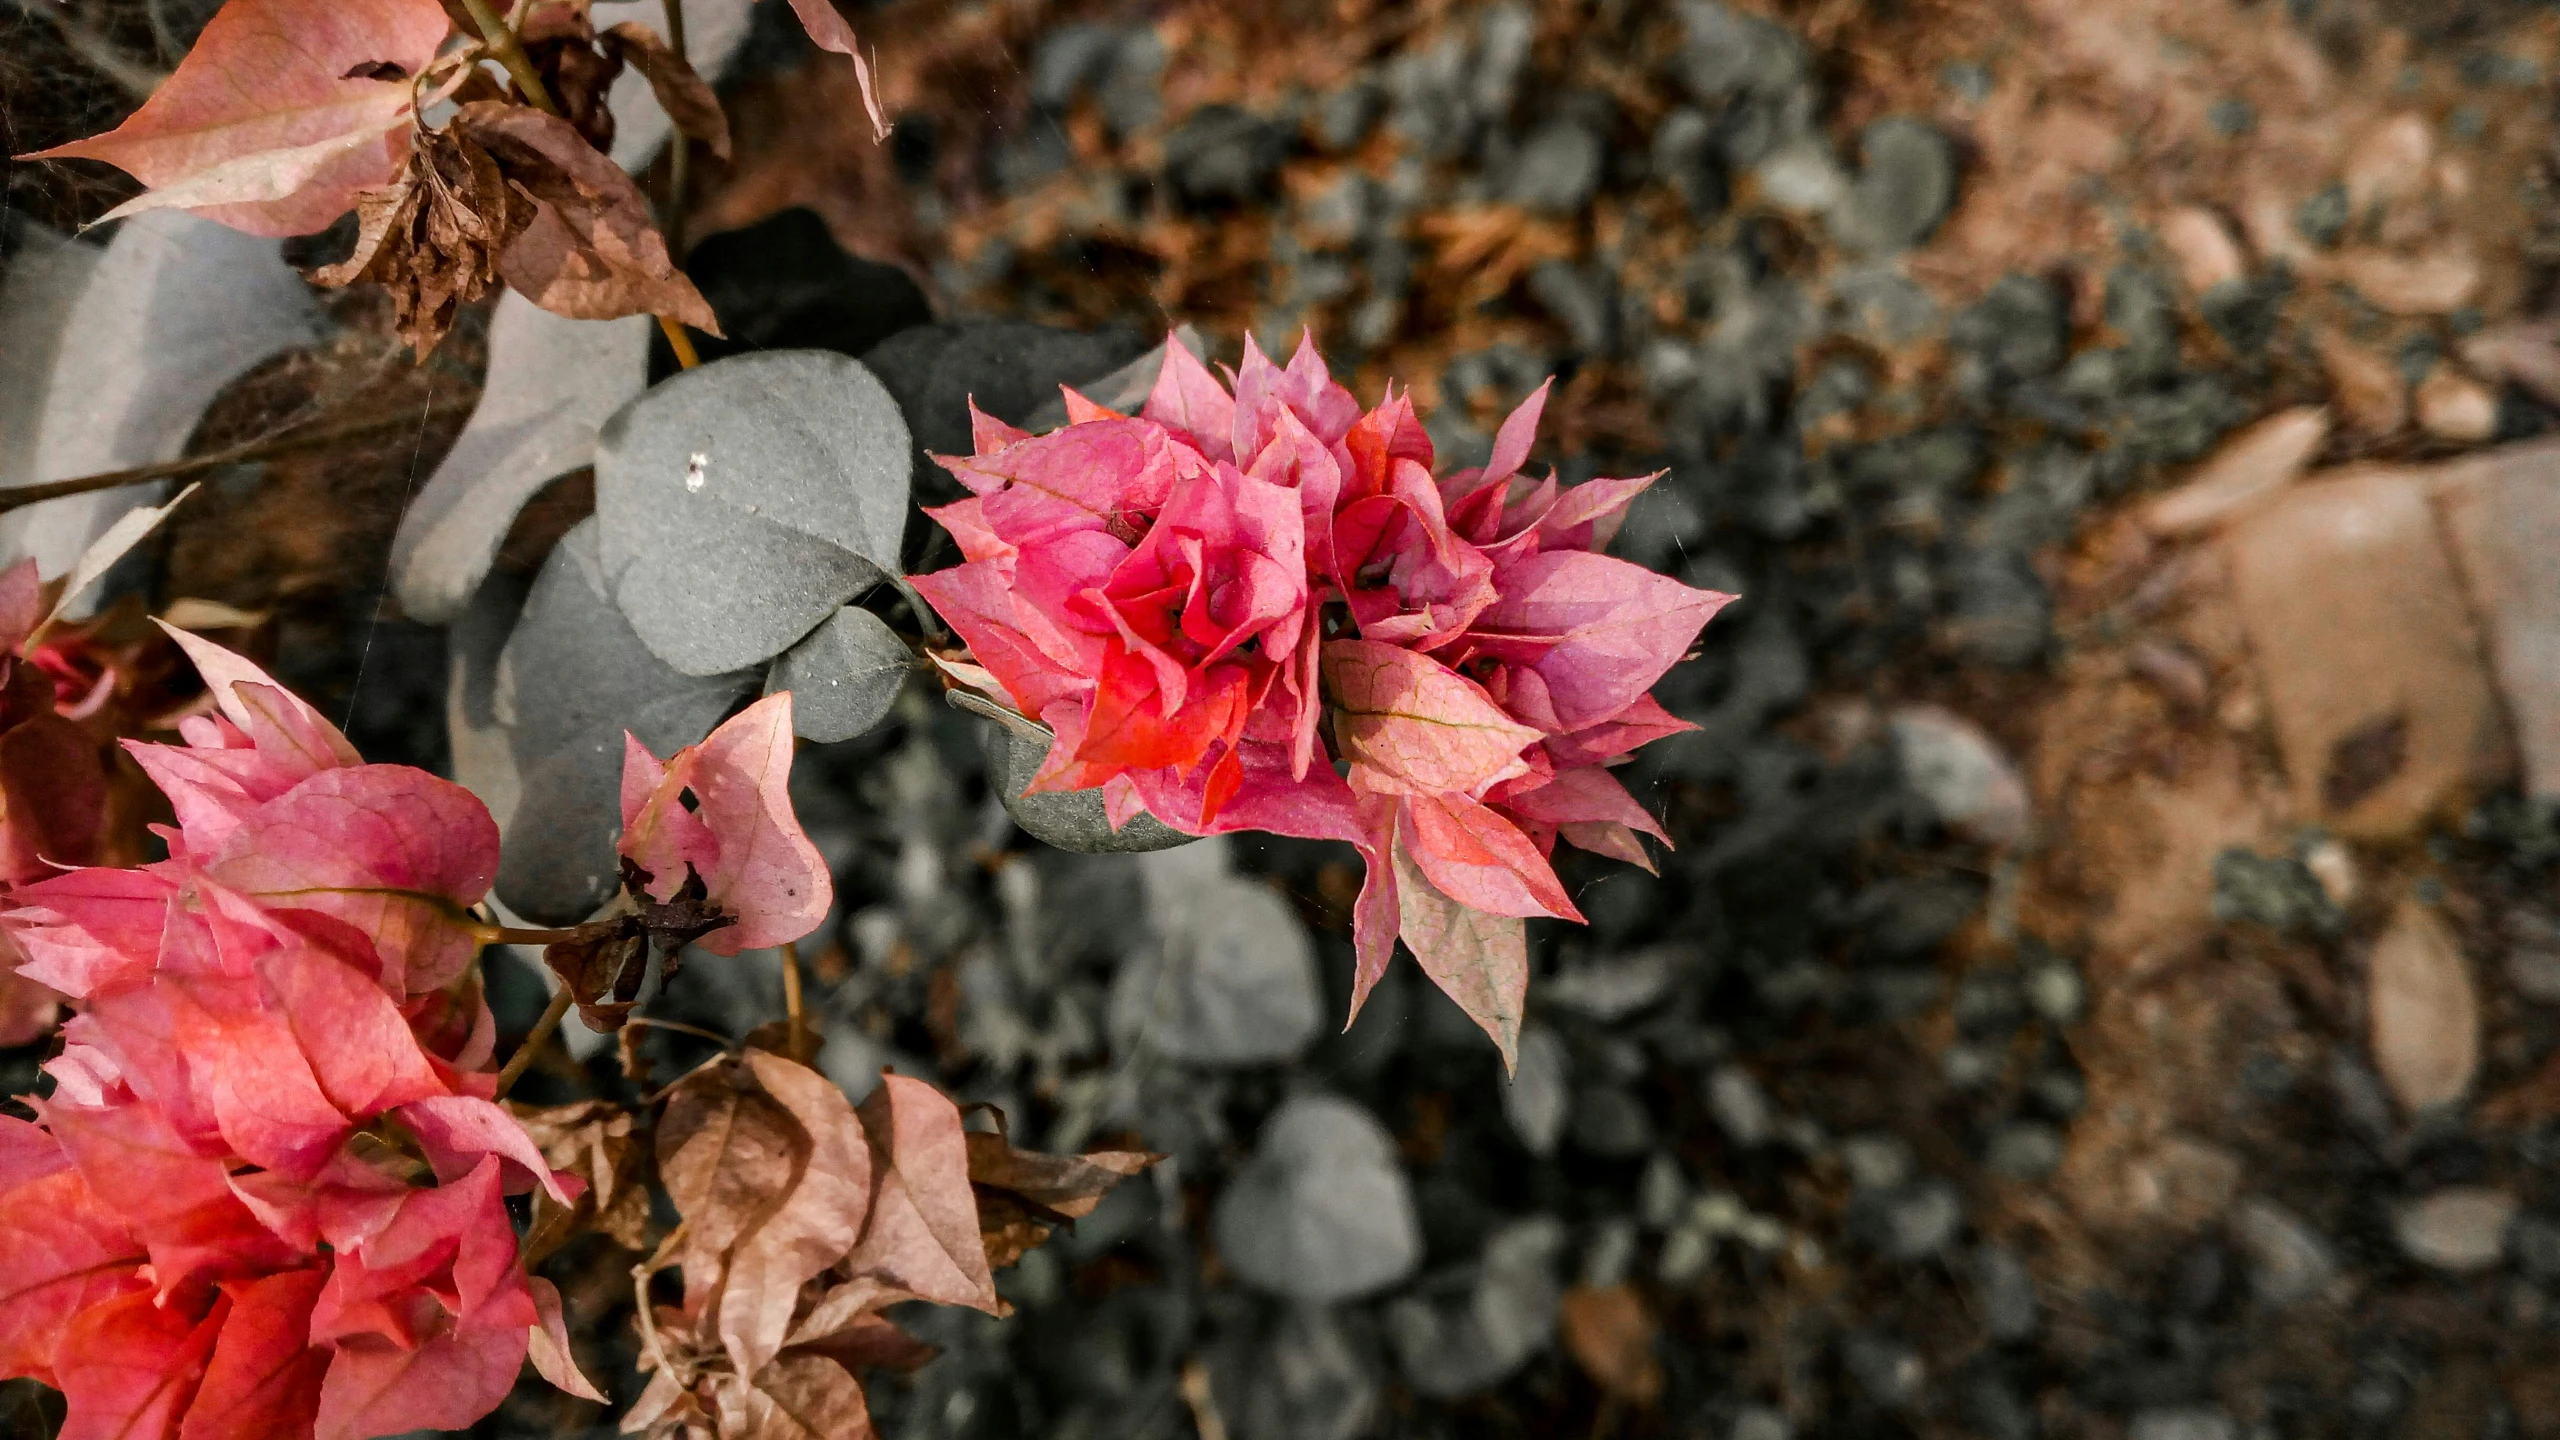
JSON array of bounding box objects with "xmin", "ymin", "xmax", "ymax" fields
[
  {"xmin": 672, "ymin": 693, "xmax": 833, "ymax": 954},
  {"xmin": 1143, "ymin": 331, "xmax": 1237, "ymax": 463},
  {"xmin": 1321, "ymin": 640, "xmax": 1538, "ymax": 797},
  {"xmin": 1389, "ymin": 814, "xmax": 1526, "ymax": 1070},
  {"xmin": 1470, "ymin": 550, "xmax": 1734, "ymax": 731},
  {"xmin": 1483, "ymin": 377, "xmax": 1552, "ymax": 485},
  {"xmin": 312, "ymin": 1326, "xmax": 527, "ymax": 1440},
  {"xmin": 394, "ymin": 1097, "xmax": 576, "ymax": 1205},
  {"xmin": 1398, "ymin": 791, "xmax": 1581, "ymax": 921},
  {"xmin": 526, "ymin": 1276, "xmax": 605, "ymax": 1403}
]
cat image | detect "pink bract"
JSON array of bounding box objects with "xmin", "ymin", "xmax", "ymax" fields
[
  {"xmin": 912, "ymin": 332, "xmax": 1735, "ymax": 1065},
  {"xmin": 618, "ymin": 692, "xmax": 834, "ymax": 955}
]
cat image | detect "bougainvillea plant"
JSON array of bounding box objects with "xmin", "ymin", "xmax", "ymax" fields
[
  {"xmin": 26, "ymin": 0, "xmax": 885, "ymax": 356},
  {"xmin": 0, "ymin": 635, "xmax": 1148, "ymax": 1439},
  {"xmin": 915, "ymin": 335, "xmax": 1734, "ymax": 1065}
]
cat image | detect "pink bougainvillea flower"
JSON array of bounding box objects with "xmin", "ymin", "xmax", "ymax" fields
[
  {"xmin": 619, "ymin": 691, "xmax": 832, "ymax": 954},
  {"xmin": 912, "ymin": 331, "xmax": 1734, "ymax": 1066}
]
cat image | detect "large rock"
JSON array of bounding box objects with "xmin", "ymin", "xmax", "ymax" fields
[
  {"xmin": 2221, "ymin": 468, "xmax": 2511, "ymax": 839},
  {"xmin": 1110, "ymin": 839, "xmax": 1323, "ymax": 1065},
  {"xmin": 1384, "ymin": 1218, "xmax": 1566, "ymax": 1398},
  {"xmin": 1214, "ymin": 1095, "xmax": 1421, "ymax": 1303},
  {"xmin": 2433, "ymin": 439, "xmax": 2560, "ymax": 802}
]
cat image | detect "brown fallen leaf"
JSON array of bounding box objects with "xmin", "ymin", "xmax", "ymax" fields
[
  {"xmin": 310, "ymin": 121, "xmax": 534, "ymax": 356},
  {"xmin": 1559, "ymin": 1284, "xmax": 1665, "ymax": 1405},
  {"xmin": 539, "ymin": 917, "xmax": 649, "ymax": 1031},
  {"xmin": 511, "ymin": 1098, "xmax": 651, "ymax": 1260},
  {"xmin": 519, "ymin": 4, "xmax": 625, "ymax": 154},
  {"xmin": 963, "ymin": 1131, "xmax": 1157, "ymax": 1219},
  {"xmin": 452, "ymin": 101, "xmax": 719, "ymax": 331},
  {"xmin": 721, "ymin": 1052, "xmax": 876, "ymax": 1376},
  {"xmin": 609, "ymin": 22, "xmax": 735, "ymax": 159},
  {"xmin": 847, "ymin": 1073, "xmax": 1001, "ymax": 1313}
]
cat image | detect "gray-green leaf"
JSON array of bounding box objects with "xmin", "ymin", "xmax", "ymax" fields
[{"xmin": 764, "ymin": 603, "xmax": 912, "ymax": 743}]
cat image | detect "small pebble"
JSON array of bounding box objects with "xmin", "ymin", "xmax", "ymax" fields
[{"xmin": 2397, "ymin": 1187, "xmax": 2518, "ymax": 1272}]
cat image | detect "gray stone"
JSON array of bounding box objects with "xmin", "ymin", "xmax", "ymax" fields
[
  {"xmin": 1028, "ymin": 23, "xmax": 1120, "ymax": 109},
  {"xmin": 1503, "ymin": 1025, "xmax": 1571, "ymax": 1157},
  {"xmin": 1841, "ymin": 1331, "xmax": 1925, "ymax": 1407},
  {"xmin": 866, "ymin": 320, "xmax": 1151, "ymax": 483},
  {"xmin": 1581, "ymin": 1216, "xmax": 1639, "ymax": 1288},
  {"xmin": 2231, "ymin": 1196, "xmax": 2339, "ymax": 1305},
  {"xmin": 1215, "ymin": 1094, "xmax": 1422, "ymax": 1303},
  {"xmin": 1674, "ymin": 1, "xmax": 1803, "ymax": 101},
  {"xmin": 763, "ymin": 604, "xmax": 910, "ymax": 743},
  {"xmin": 2514, "ymin": 1214, "xmax": 2560, "ymax": 1279},
  {"xmin": 979, "ymin": 716, "xmax": 1194, "ymax": 854},
  {"xmin": 1891, "ymin": 705, "xmax": 2029, "ymax": 845},
  {"xmin": 1730, "ymin": 1407, "xmax": 1792, "ymax": 1440},
  {"xmin": 1166, "ymin": 105, "xmax": 1285, "ymax": 208},
  {"xmin": 1841, "ymin": 1133, "xmax": 1915, "ymax": 1192},
  {"xmin": 1227, "ymin": 1304, "xmax": 1377, "ymax": 1440},
  {"xmin": 1110, "ymin": 843, "xmax": 1322, "ymax": 1066},
  {"xmin": 1570, "ymin": 1085, "xmax": 1655, "ymax": 1158},
  {"xmin": 2128, "ymin": 1408, "xmax": 2237, "ymax": 1440},
  {"xmin": 1708, "ymin": 1065, "xmax": 1774, "ymax": 1147},
  {"xmin": 1864, "ymin": 1179, "xmax": 1963, "ymax": 1261},
  {"xmin": 1974, "ymin": 1245, "xmax": 2039, "ymax": 1341},
  {"xmin": 495, "ymin": 520, "xmax": 757, "ymax": 923},
  {"xmin": 1951, "ymin": 273, "xmax": 2068, "ymax": 383},
  {"xmin": 1986, "ymin": 1123, "xmax": 2062, "ymax": 1179},
  {"xmin": 2024, "ymin": 955, "xmax": 2085, "ymax": 1023},
  {"xmin": 1384, "ymin": 1218, "xmax": 1565, "ymax": 1398},
  {"xmin": 2396, "ymin": 1187, "xmax": 2516, "ymax": 1272},
  {"xmin": 1314, "ymin": 79, "xmax": 1382, "ymax": 152},
  {"xmin": 1542, "ymin": 946, "xmax": 1689, "ymax": 1020},
  {"xmin": 1508, "ymin": 122, "xmax": 1603, "ymax": 214},
  {"xmin": 595, "ymin": 350, "xmax": 911, "ymax": 676},
  {"xmin": 1098, "ymin": 30, "xmax": 1165, "ymax": 137},
  {"xmin": 1469, "ymin": 4, "xmax": 1536, "ymax": 118},
  {"xmin": 1829, "ymin": 118, "xmax": 1957, "ymax": 256},
  {"xmin": 1528, "ymin": 261, "xmax": 1613, "ymax": 355}
]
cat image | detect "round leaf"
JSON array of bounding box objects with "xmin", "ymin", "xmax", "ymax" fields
[
  {"xmin": 595, "ymin": 350, "xmax": 911, "ymax": 676},
  {"xmin": 763, "ymin": 604, "xmax": 912, "ymax": 743},
  {"xmin": 979, "ymin": 722, "xmax": 1193, "ymax": 854}
]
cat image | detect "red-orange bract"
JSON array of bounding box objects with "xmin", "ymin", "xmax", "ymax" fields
[
  {"xmin": 0, "ymin": 634, "xmax": 597, "ymax": 1440},
  {"xmin": 912, "ymin": 335, "xmax": 1735, "ymax": 1066}
]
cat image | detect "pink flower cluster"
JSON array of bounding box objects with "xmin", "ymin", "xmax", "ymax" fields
[
  {"xmin": 0, "ymin": 630, "xmax": 597, "ymax": 1440},
  {"xmin": 912, "ymin": 336, "xmax": 1732, "ymax": 1059}
]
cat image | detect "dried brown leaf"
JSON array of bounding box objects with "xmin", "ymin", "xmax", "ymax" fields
[
  {"xmin": 782, "ymin": 1277, "xmax": 934, "ymax": 1373},
  {"xmin": 1558, "ymin": 1284, "xmax": 1664, "ymax": 1404},
  {"xmin": 714, "ymin": 1356, "xmax": 874, "ymax": 1440},
  {"xmin": 608, "ymin": 22, "xmax": 734, "ymax": 159},
  {"xmin": 520, "ymin": 7, "xmax": 623, "ymax": 154},
  {"xmin": 512, "ymin": 1098, "xmax": 650, "ymax": 1258},
  {"xmin": 657, "ymin": 1061, "xmax": 805, "ymax": 1307},
  {"xmin": 962, "ymin": 1132, "xmax": 1156, "ymax": 1221},
  {"xmin": 721, "ymin": 1052, "xmax": 875, "ymax": 1377},
  {"xmin": 847, "ymin": 1074, "xmax": 1000, "ymax": 1313},
  {"xmin": 312, "ymin": 123, "xmax": 533, "ymax": 355},
  {"xmin": 451, "ymin": 101, "xmax": 718, "ymax": 331},
  {"xmin": 541, "ymin": 919, "xmax": 648, "ymax": 1031}
]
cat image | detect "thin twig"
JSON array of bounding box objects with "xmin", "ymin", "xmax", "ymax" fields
[
  {"xmin": 0, "ymin": 401, "xmax": 477, "ymax": 514},
  {"xmin": 660, "ymin": 0, "xmax": 691, "ymax": 250},
  {"xmin": 496, "ymin": 986, "xmax": 576, "ymax": 1097},
  {"xmin": 459, "ymin": 0, "xmax": 563, "ymax": 116},
  {"xmin": 657, "ymin": 314, "xmax": 700, "ymax": 369},
  {"xmin": 624, "ymin": 1016, "xmax": 735, "ymax": 1048},
  {"xmin": 474, "ymin": 922, "xmax": 592, "ymax": 947},
  {"xmin": 780, "ymin": 941, "xmax": 807, "ymax": 1064}
]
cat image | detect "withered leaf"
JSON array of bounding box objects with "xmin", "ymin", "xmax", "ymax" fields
[
  {"xmin": 657, "ymin": 1060, "xmax": 806, "ymax": 1306},
  {"xmin": 541, "ymin": 917, "xmax": 648, "ymax": 1031},
  {"xmin": 511, "ymin": 1098, "xmax": 650, "ymax": 1259},
  {"xmin": 963, "ymin": 1132, "xmax": 1157, "ymax": 1221},
  {"xmin": 714, "ymin": 1355, "xmax": 873, "ymax": 1440},
  {"xmin": 720, "ymin": 1051, "xmax": 874, "ymax": 1377},
  {"xmin": 312, "ymin": 123, "xmax": 533, "ymax": 356},
  {"xmin": 519, "ymin": 5, "xmax": 623, "ymax": 154},
  {"xmin": 846, "ymin": 1074, "xmax": 1000, "ymax": 1313},
  {"xmin": 607, "ymin": 22, "xmax": 734, "ymax": 159},
  {"xmin": 451, "ymin": 101, "xmax": 719, "ymax": 332}
]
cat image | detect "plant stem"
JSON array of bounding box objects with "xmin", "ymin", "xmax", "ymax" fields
[
  {"xmin": 780, "ymin": 941, "xmax": 807, "ymax": 1063},
  {"xmin": 496, "ymin": 986, "xmax": 575, "ymax": 1097},
  {"xmin": 459, "ymin": 0, "xmax": 563, "ymax": 116},
  {"xmin": 474, "ymin": 922, "xmax": 592, "ymax": 947},
  {"xmin": 657, "ymin": 314, "xmax": 700, "ymax": 369},
  {"xmin": 0, "ymin": 402, "xmax": 476, "ymax": 515},
  {"xmin": 660, "ymin": 0, "xmax": 692, "ymax": 250}
]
